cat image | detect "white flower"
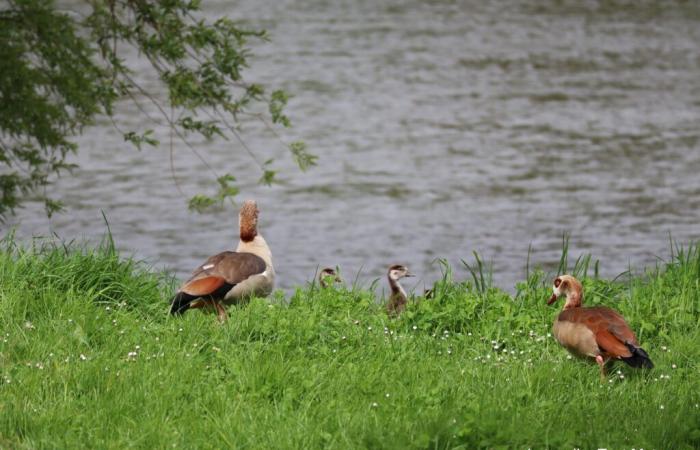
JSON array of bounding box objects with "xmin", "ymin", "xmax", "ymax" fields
[
  {"xmin": 371, "ymin": 402, "xmax": 378, "ymax": 408},
  {"xmin": 385, "ymin": 393, "xmax": 390, "ymax": 398},
  {"xmin": 671, "ymin": 364, "xmax": 677, "ymax": 369},
  {"xmin": 24, "ymin": 321, "xmax": 35, "ymax": 330},
  {"xmin": 412, "ymin": 325, "xmax": 418, "ymax": 330},
  {"xmin": 79, "ymin": 354, "xmax": 87, "ymax": 361},
  {"xmin": 660, "ymin": 405, "xmax": 664, "ymax": 410},
  {"xmin": 367, "ymin": 326, "xmax": 372, "ymax": 331}
]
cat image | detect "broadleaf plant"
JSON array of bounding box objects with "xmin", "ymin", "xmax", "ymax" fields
[{"xmin": 0, "ymin": 0, "xmax": 314, "ymax": 220}]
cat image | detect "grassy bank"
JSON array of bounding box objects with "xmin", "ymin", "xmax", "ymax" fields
[{"xmin": 0, "ymin": 236, "xmax": 699, "ymax": 449}]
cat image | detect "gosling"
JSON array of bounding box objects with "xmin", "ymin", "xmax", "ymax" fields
[
  {"xmin": 386, "ymin": 264, "xmax": 414, "ymax": 317},
  {"xmin": 318, "ymin": 267, "xmax": 342, "ymax": 288}
]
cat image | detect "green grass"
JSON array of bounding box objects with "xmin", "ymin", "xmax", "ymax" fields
[{"xmin": 0, "ymin": 235, "xmax": 699, "ymax": 449}]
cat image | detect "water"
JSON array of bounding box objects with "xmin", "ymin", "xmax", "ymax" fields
[{"xmin": 6, "ymin": 0, "xmax": 700, "ymax": 293}]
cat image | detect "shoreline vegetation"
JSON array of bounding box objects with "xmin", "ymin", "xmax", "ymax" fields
[{"xmin": 0, "ymin": 234, "xmax": 698, "ymax": 449}]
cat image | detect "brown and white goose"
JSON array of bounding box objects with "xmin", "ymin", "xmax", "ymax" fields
[
  {"xmin": 386, "ymin": 264, "xmax": 414, "ymax": 317},
  {"xmin": 548, "ymin": 275, "xmax": 653, "ymax": 380},
  {"xmin": 318, "ymin": 267, "xmax": 342, "ymax": 288},
  {"xmin": 169, "ymin": 200, "xmax": 274, "ymax": 322}
]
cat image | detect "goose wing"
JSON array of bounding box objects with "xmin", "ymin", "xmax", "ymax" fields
[
  {"xmin": 562, "ymin": 306, "xmax": 637, "ymax": 358},
  {"xmin": 180, "ymin": 251, "xmax": 267, "ymax": 296}
]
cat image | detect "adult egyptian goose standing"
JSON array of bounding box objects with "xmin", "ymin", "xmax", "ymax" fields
[
  {"xmin": 318, "ymin": 267, "xmax": 342, "ymax": 288},
  {"xmin": 386, "ymin": 264, "xmax": 414, "ymax": 317},
  {"xmin": 548, "ymin": 275, "xmax": 653, "ymax": 380},
  {"xmin": 169, "ymin": 200, "xmax": 274, "ymax": 322}
]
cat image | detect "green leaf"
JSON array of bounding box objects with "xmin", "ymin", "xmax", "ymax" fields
[
  {"xmin": 187, "ymin": 195, "xmax": 218, "ymax": 213},
  {"xmin": 123, "ymin": 130, "xmax": 158, "ymax": 150},
  {"xmin": 289, "ymin": 141, "xmax": 317, "ymax": 172}
]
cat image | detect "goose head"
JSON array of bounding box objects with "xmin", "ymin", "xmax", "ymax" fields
[
  {"xmin": 239, "ymin": 200, "xmax": 260, "ymax": 242},
  {"xmin": 319, "ymin": 267, "xmax": 342, "ymax": 288},
  {"xmin": 387, "ymin": 264, "xmax": 414, "ymax": 282},
  {"xmin": 547, "ymin": 274, "xmax": 583, "ymax": 309}
]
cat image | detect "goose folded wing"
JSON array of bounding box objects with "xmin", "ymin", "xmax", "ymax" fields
[
  {"xmin": 180, "ymin": 251, "xmax": 267, "ymax": 297},
  {"xmin": 582, "ymin": 307, "xmax": 638, "ymax": 358},
  {"xmin": 594, "ymin": 329, "xmax": 633, "ymax": 358}
]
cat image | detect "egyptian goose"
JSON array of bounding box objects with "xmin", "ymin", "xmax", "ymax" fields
[
  {"xmin": 548, "ymin": 275, "xmax": 653, "ymax": 380},
  {"xmin": 386, "ymin": 264, "xmax": 414, "ymax": 317},
  {"xmin": 318, "ymin": 267, "xmax": 342, "ymax": 288},
  {"xmin": 169, "ymin": 200, "xmax": 275, "ymax": 322}
]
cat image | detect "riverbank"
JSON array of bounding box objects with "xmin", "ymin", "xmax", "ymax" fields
[{"xmin": 0, "ymin": 237, "xmax": 698, "ymax": 449}]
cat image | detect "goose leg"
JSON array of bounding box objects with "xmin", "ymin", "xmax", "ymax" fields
[
  {"xmin": 214, "ymin": 301, "xmax": 228, "ymax": 323},
  {"xmin": 596, "ymin": 355, "xmax": 606, "ymax": 382}
]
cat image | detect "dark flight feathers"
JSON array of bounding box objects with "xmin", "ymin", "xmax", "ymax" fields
[{"xmin": 620, "ymin": 342, "xmax": 654, "ymax": 369}]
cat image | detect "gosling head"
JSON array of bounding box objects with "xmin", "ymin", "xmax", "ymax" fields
[
  {"xmin": 319, "ymin": 267, "xmax": 342, "ymax": 288},
  {"xmin": 239, "ymin": 200, "xmax": 260, "ymax": 242},
  {"xmin": 547, "ymin": 274, "xmax": 584, "ymax": 308},
  {"xmin": 387, "ymin": 264, "xmax": 414, "ymax": 282}
]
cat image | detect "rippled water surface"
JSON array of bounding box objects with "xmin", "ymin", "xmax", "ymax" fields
[{"xmin": 8, "ymin": 0, "xmax": 700, "ymax": 292}]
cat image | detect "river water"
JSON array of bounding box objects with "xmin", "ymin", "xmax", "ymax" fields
[{"xmin": 6, "ymin": 0, "xmax": 700, "ymax": 293}]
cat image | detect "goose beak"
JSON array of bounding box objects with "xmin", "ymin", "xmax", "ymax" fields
[
  {"xmin": 405, "ymin": 272, "xmax": 415, "ymax": 277},
  {"xmin": 547, "ymin": 293, "xmax": 558, "ymax": 305}
]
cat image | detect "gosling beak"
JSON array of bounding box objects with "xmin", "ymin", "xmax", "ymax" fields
[{"xmin": 547, "ymin": 293, "xmax": 558, "ymax": 305}]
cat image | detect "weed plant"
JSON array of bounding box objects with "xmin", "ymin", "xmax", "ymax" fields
[{"xmin": 0, "ymin": 234, "xmax": 698, "ymax": 449}]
